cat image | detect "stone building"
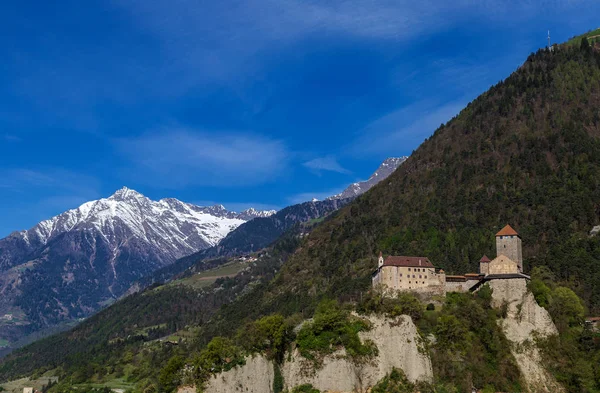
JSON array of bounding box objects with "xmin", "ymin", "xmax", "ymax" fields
[
  {"xmin": 372, "ymin": 224, "xmax": 529, "ymax": 294},
  {"xmin": 371, "ymin": 254, "xmax": 446, "ymax": 292}
]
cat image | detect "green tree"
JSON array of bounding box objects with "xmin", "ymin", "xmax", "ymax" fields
[
  {"xmin": 193, "ymin": 337, "xmax": 243, "ymax": 382},
  {"xmin": 581, "ymin": 36, "xmax": 590, "ymax": 51},
  {"xmin": 529, "ymin": 278, "xmax": 551, "ymax": 308},
  {"xmin": 241, "ymin": 314, "xmax": 290, "ymax": 362},
  {"xmin": 549, "ymin": 287, "xmax": 585, "ymax": 332},
  {"xmin": 158, "ymin": 355, "xmax": 184, "ymax": 393}
]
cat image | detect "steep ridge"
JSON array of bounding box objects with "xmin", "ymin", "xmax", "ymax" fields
[
  {"xmin": 327, "ymin": 157, "xmax": 408, "ymax": 200},
  {"xmin": 0, "ymin": 187, "xmax": 273, "ymax": 350}
]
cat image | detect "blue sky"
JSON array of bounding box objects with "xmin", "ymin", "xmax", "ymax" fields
[{"xmin": 0, "ymin": 1, "xmax": 599, "ymax": 237}]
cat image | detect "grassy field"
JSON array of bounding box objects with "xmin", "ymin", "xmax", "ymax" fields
[
  {"xmin": 0, "ymin": 339, "xmax": 9, "ymax": 348},
  {"xmin": 565, "ymin": 28, "xmax": 600, "ymax": 46},
  {"xmin": 76, "ymin": 377, "xmax": 135, "ymax": 391},
  {"xmin": 169, "ymin": 261, "xmax": 248, "ymax": 289},
  {"xmin": 1, "ymin": 376, "xmax": 58, "ymax": 393}
]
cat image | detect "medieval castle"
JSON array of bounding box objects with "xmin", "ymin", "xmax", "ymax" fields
[{"xmin": 372, "ymin": 224, "xmax": 530, "ymax": 294}]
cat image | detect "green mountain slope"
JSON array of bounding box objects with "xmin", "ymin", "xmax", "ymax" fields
[{"xmin": 199, "ymin": 42, "xmax": 600, "ymax": 339}]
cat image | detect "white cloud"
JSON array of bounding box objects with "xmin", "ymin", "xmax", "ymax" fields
[
  {"xmin": 303, "ymin": 156, "xmax": 350, "ymax": 175},
  {"xmin": 115, "ymin": 128, "xmax": 290, "ymax": 187}
]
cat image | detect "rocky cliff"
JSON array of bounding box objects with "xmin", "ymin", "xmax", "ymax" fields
[
  {"xmin": 200, "ymin": 314, "xmax": 431, "ymax": 393},
  {"xmin": 489, "ymin": 279, "xmax": 563, "ymax": 393}
]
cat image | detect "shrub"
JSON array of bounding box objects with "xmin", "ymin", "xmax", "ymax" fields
[
  {"xmin": 371, "ymin": 368, "xmax": 415, "ymax": 393},
  {"xmin": 192, "ymin": 337, "xmax": 244, "ymax": 383},
  {"xmin": 357, "ymin": 290, "xmax": 423, "ymax": 321},
  {"xmin": 238, "ymin": 314, "xmax": 292, "ymax": 362},
  {"xmin": 296, "ymin": 299, "xmax": 376, "ymax": 363},
  {"xmin": 290, "ymin": 384, "xmax": 320, "ymax": 393}
]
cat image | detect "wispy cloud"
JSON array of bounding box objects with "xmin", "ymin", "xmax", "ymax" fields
[
  {"xmin": 0, "ymin": 168, "xmax": 101, "ymax": 231},
  {"xmin": 2, "ymin": 134, "xmax": 22, "ymax": 142},
  {"xmin": 115, "ymin": 128, "xmax": 290, "ymax": 187},
  {"xmin": 0, "ymin": 168, "xmax": 99, "ymax": 195},
  {"xmin": 303, "ymin": 156, "xmax": 350, "ymax": 175},
  {"xmin": 349, "ymin": 99, "xmax": 466, "ymax": 156}
]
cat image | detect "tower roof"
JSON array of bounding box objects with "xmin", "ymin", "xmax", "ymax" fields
[
  {"xmin": 382, "ymin": 256, "xmax": 434, "ymax": 268},
  {"xmin": 495, "ymin": 224, "xmax": 519, "ymax": 237},
  {"xmin": 479, "ymin": 255, "xmax": 491, "ymax": 263}
]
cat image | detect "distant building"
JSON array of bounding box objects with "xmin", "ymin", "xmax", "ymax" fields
[
  {"xmin": 586, "ymin": 317, "xmax": 600, "ymax": 332},
  {"xmin": 372, "ymin": 224, "xmax": 529, "ymax": 295},
  {"xmin": 23, "ymin": 388, "xmax": 34, "ymax": 393}
]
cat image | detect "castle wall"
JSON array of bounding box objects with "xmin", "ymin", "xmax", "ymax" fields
[
  {"xmin": 496, "ymin": 235, "xmax": 522, "ymax": 272},
  {"xmin": 373, "ymin": 266, "xmax": 444, "ymax": 292},
  {"xmin": 488, "ymin": 255, "xmax": 518, "ymax": 275}
]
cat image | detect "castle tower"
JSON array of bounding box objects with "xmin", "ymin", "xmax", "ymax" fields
[
  {"xmin": 495, "ymin": 224, "xmax": 523, "ymax": 272},
  {"xmin": 378, "ymin": 251, "xmax": 384, "ymax": 268},
  {"xmin": 479, "ymin": 255, "xmax": 491, "ymax": 275}
]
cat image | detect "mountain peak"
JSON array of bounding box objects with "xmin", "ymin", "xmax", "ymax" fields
[
  {"xmin": 327, "ymin": 156, "xmax": 408, "ymax": 200},
  {"xmin": 109, "ymin": 187, "xmax": 146, "ymax": 202}
]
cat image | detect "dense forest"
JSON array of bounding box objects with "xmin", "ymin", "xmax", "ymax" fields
[{"xmin": 2, "ymin": 32, "xmax": 600, "ymax": 393}]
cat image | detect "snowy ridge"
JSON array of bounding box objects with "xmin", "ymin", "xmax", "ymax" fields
[
  {"xmin": 327, "ymin": 157, "xmax": 408, "ymax": 200},
  {"xmin": 15, "ymin": 187, "xmax": 276, "ymax": 260}
]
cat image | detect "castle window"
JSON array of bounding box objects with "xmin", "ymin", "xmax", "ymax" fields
[
  {"xmin": 413, "ymin": 275, "xmax": 415, "ymax": 278},
  {"xmin": 419, "ymin": 275, "xmax": 422, "ymax": 278},
  {"xmin": 425, "ymin": 276, "xmax": 428, "ymax": 279},
  {"xmin": 408, "ymin": 268, "xmax": 411, "ymax": 271}
]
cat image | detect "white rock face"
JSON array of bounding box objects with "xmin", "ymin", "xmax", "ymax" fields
[
  {"xmin": 489, "ymin": 279, "xmax": 564, "ymax": 393},
  {"xmin": 202, "ymin": 314, "xmax": 432, "ymax": 393},
  {"xmin": 204, "ymin": 355, "xmax": 274, "ymax": 393}
]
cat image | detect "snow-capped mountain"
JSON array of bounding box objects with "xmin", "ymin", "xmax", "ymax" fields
[
  {"xmin": 2, "ymin": 187, "xmax": 274, "ymax": 271},
  {"xmin": 0, "ymin": 187, "xmax": 275, "ymax": 345},
  {"xmin": 327, "ymin": 157, "xmax": 408, "ymax": 200}
]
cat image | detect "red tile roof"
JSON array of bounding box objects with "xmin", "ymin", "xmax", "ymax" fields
[
  {"xmin": 382, "ymin": 256, "xmax": 434, "ymax": 268},
  {"xmin": 480, "ymin": 255, "xmax": 491, "ymax": 263},
  {"xmin": 587, "ymin": 316, "xmax": 600, "ymax": 322},
  {"xmin": 496, "ymin": 224, "xmax": 519, "ymax": 237}
]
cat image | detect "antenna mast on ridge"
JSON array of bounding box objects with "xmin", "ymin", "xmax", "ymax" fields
[{"xmin": 547, "ymin": 30, "xmax": 551, "ymax": 48}]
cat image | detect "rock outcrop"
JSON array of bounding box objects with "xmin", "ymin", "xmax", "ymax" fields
[
  {"xmin": 201, "ymin": 314, "xmax": 432, "ymax": 393},
  {"xmin": 488, "ymin": 278, "xmax": 563, "ymax": 393}
]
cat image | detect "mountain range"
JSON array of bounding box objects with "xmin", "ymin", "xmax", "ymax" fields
[{"xmin": 0, "ymin": 187, "xmax": 274, "ymax": 348}]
